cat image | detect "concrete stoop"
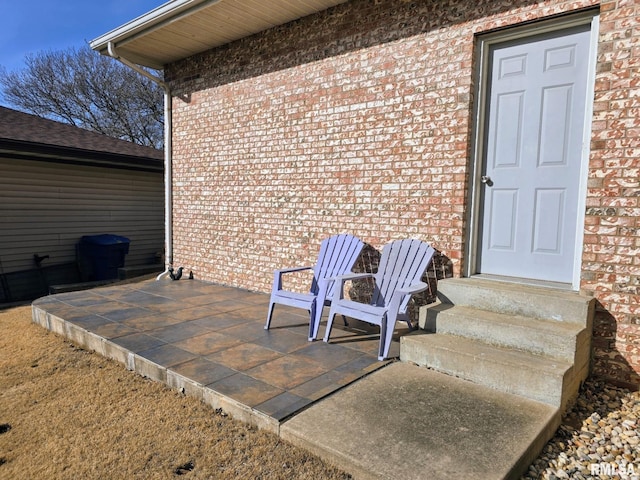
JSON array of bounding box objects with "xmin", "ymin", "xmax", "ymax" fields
[
  {"xmin": 403, "ymin": 277, "xmax": 595, "ymax": 412},
  {"xmin": 282, "ymin": 362, "xmax": 560, "ymax": 480}
]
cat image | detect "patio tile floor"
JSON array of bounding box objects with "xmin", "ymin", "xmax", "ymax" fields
[{"xmin": 32, "ymin": 278, "xmax": 406, "ymax": 430}]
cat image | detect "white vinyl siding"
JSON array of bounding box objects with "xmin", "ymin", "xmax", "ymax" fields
[{"xmin": 0, "ymin": 157, "xmax": 163, "ymax": 274}]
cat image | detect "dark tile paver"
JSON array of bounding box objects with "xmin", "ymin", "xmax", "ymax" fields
[
  {"xmin": 99, "ymin": 307, "xmax": 153, "ymax": 322},
  {"xmin": 206, "ymin": 343, "xmax": 283, "ymax": 371},
  {"xmin": 247, "ymin": 355, "xmax": 329, "ymax": 390},
  {"xmin": 122, "ymin": 314, "xmax": 184, "ymax": 331},
  {"xmin": 167, "ymin": 305, "xmax": 226, "ymax": 322},
  {"xmin": 189, "ymin": 314, "xmax": 252, "ymax": 332},
  {"xmin": 111, "ymin": 332, "xmax": 166, "ymax": 352},
  {"xmin": 66, "ymin": 314, "xmax": 114, "ymax": 330},
  {"xmin": 252, "ymin": 329, "xmax": 310, "ymax": 354},
  {"xmin": 138, "ymin": 344, "xmax": 197, "ymax": 367},
  {"xmin": 218, "ymin": 322, "xmax": 271, "ymax": 342},
  {"xmin": 255, "ymin": 392, "xmax": 313, "ymax": 421},
  {"xmin": 172, "ymin": 357, "xmax": 237, "ymax": 385},
  {"xmin": 293, "ymin": 341, "xmax": 364, "ymax": 369},
  {"xmin": 334, "ymin": 355, "xmax": 387, "ymax": 375},
  {"xmin": 57, "ymin": 293, "xmax": 112, "ymax": 307},
  {"xmin": 117, "ymin": 291, "xmax": 166, "ymax": 304},
  {"xmin": 174, "ymin": 331, "xmax": 244, "ymax": 356},
  {"xmin": 289, "ymin": 370, "xmax": 354, "ymax": 401},
  {"xmin": 92, "ymin": 322, "xmax": 138, "ymax": 339},
  {"xmin": 147, "ymin": 320, "xmax": 214, "ymax": 343},
  {"xmin": 208, "ymin": 372, "xmax": 283, "ymax": 407}
]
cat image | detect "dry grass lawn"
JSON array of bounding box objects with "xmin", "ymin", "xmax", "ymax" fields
[{"xmin": 0, "ymin": 305, "xmax": 350, "ymax": 479}]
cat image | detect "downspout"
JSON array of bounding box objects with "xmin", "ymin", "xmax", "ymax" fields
[{"xmin": 106, "ymin": 42, "xmax": 173, "ymax": 280}]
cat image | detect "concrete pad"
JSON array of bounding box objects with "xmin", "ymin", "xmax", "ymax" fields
[{"xmin": 281, "ymin": 362, "xmax": 560, "ymax": 480}]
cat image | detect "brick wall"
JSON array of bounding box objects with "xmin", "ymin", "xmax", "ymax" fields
[
  {"xmin": 582, "ymin": 0, "xmax": 640, "ymax": 388},
  {"xmin": 166, "ymin": 0, "xmax": 639, "ymax": 387}
]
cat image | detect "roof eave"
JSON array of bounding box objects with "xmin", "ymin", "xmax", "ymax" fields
[
  {"xmin": 0, "ymin": 139, "xmax": 163, "ymax": 173},
  {"xmin": 90, "ymin": 0, "xmax": 221, "ymax": 69}
]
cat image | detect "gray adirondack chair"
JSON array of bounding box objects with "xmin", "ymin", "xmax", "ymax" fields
[
  {"xmin": 323, "ymin": 239, "xmax": 435, "ymax": 360},
  {"xmin": 265, "ymin": 234, "xmax": 365, "ymax": 341}
]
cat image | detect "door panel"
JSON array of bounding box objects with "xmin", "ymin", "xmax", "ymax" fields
[
  {"xmin": 478, "ymin": 25, "xmax": 592, "ymax": 283},
  {"xmin": 488, "ymin": 189, "xmax": 518, "ymax": 251},
  {"xmin": 532, "ymin": 188, "xmax": 564, "ymax": 253},
  {"xmin": 494, "ymin": 91, "xmax": 524, "ymax": 168},
  {"xmin": 539, "ymin": 85, "xmax": 572, "ymax": 166}
]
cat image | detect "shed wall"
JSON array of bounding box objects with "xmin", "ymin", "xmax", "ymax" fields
[{"xmin": 0, "ymin": 158, "xmax": 164, "ymax": 274}]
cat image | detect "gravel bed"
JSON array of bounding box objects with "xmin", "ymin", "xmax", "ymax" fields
[{"xmin": 522, "ymin": 379, "xmax": 640, "ymax": 480}]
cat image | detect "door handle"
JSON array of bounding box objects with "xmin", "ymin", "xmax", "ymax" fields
[{"xmin": 481, "ymin": 176, "xmax": 493, "ymax": 186}]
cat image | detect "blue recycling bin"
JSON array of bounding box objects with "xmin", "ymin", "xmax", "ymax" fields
[{"xmin": 78, "ymin": 234, "xmax": 130, "ymax": 281}]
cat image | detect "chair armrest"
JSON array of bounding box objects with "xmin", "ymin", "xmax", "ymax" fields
[
  {"xmin": 330, "ymin": 273, "xmax": 374, "ymax": 301},
  {"xmin": 276, "ymin": 266, "xmax": 314, "ymax": 274},
  {"xmin": 396, "ymin": 281, "xmax": 429, "ymax": 296},
  {"xmin": 327, "ymin": 272, "xmax": 373, "ymax": 282},
  {"xmin": 272, "ymin": 266, "xmax": 313, "ymax": 292},
  {"xmin": 387, "ymin": 281, "xmax": 429, "ymax": 318}
]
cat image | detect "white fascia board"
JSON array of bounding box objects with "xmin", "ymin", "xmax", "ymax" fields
[{"xmin": 89, "ymin": 0, "xmax": 215, "ymax": 53}]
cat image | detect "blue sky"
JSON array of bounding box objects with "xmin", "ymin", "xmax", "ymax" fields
[{"xmin": 1, "ymin": 0, "xmax": 163, "ymax": 74}]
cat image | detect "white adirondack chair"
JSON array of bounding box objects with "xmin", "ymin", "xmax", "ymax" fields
[
  {"xmin": 323, "ymin": 239, "xmax": 435, "ymax": 360},
  {"xmin": 265, "ymin": 234, "xmax": 365, "ymax": 341}
]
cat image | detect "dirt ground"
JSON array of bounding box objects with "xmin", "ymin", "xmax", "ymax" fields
[{"xmin": 0, "ymin": 305, "xmax": 350, "ymax": 480}]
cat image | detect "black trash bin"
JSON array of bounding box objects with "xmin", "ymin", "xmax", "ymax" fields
[{"xmin": 78, "ymin": 234, "xmax": 130, "ymax": 281}]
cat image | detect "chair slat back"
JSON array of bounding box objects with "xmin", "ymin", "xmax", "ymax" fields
[
  {"xmin": 372, "ymin": 239, "xmax": 435, "ymax": 311},
  {"xmin": 311, "ymin": 234, "xmax": 365, "ymax": 297}
]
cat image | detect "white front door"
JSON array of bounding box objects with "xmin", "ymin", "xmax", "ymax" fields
[{"xmin": 478, "ymin": 23, "xmax": 593, "ymax": 285}]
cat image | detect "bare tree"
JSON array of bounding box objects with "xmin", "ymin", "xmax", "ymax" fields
[{"xmin": 0, "ymin": 45, "xmax": 163, "ymax": 149}]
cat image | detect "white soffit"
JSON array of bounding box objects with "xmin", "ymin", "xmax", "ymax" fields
[{"xmin": 90, "ymin": 0, "xmax": 349, "ymax": 69}]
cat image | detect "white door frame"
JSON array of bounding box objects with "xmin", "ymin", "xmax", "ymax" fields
[{"xmin": 465, "ymin": 10, "xmax": 600, "ymax": 291}]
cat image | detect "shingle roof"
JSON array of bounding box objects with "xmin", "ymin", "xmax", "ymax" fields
[{"xmin": 0, "ymin": 106, "xmax": 163, "ymax": 161}]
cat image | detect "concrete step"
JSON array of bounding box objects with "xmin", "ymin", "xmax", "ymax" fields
[
  {"xmin": 433, "ymin": 277, "xmax": 595, "ymax": 325},
  {"xmin": 422, "ymin": 303, "xmax": 589, "ymax": 363},
  {"xmin": 407, "ymin": 277, "xmax": 595, "ymax": 411},
  {"xmin": 401, "ymin": 332, "xmax": 574, "ymax": 408}
]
